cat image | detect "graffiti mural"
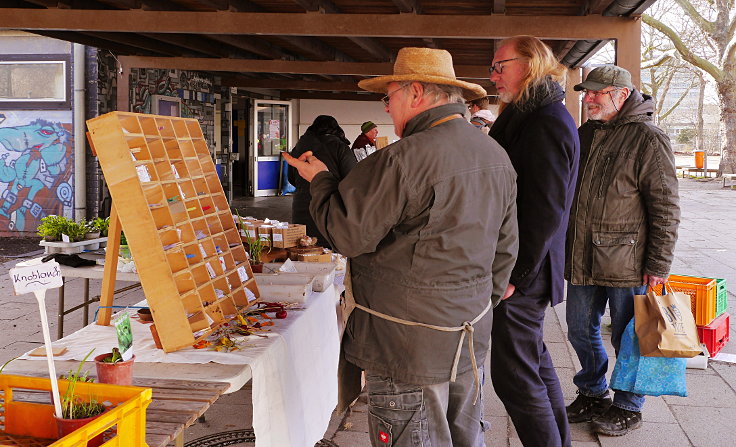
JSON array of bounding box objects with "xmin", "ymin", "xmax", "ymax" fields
[{"xmin": 0, "ymin": 111, "xmax": 74, "ymax": 233}]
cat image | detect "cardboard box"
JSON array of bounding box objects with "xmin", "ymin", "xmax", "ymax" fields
[
  {"xmin": 272, "ymin": 224, "xmax": 307, "ymax": 248},
  {"xmin": 297, "ymin": 251, "xmax": 333, "ymax": 263},
  {"xmin": 257, "ymin": 225, "xmax": 274, "ymax": 244},
  {"xmin": 239, "ymin": 219, "xmax": 264, "ymax": 239}
]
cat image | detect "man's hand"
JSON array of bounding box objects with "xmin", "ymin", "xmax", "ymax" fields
[
  {"xmin": 282, "ymin": 151, "xmax": 328, "ymax": 182},
  {"xmin": 501, "ymin": 283, "xmax": 516, "ymax": 300},
  {"xmin": 643, "ymin": 274, "xmax": 667, "ymax": 288}
]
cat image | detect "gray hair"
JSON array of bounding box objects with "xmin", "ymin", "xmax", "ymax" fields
[{"xmin": 398, "ymin": 81, "xmax": 465, "ymax": 105}]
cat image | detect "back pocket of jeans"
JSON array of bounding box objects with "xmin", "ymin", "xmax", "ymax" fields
[{"xmin": 368, "ymin": 389, "xmax": 430, "ymax": 446}]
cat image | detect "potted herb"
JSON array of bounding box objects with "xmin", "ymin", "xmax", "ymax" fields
[
  {"xmin": 64, "ymin": 220, "xmax": 89, "ymax": 243},
  {"xmin": 90, "ymin": 216, "xmax": 110, "ymax": 237},
  {"xmin": 94, "ymin": 347, "xmax": 135, "ymax": 386},
  {"xmin": 56, "ymin": 350, "xmax": 107, "ymax": 447},
  {"xmin": 83, "ymin": 220, "xmax": 101, "ymax": 240},
  {"xmin": 37, "ymin": 215, "xmax": 68, "ymax": 241},
  {"xmin": 244, "ymin": 231, "xmax": 270, "ymax": 273}
]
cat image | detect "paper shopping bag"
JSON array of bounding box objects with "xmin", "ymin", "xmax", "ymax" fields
[
  {"xmin": 634, "ymin": 283, "xmax": 701, "ymax": 358},
  {"xmin": 611, "ymin": 319, "xmax": 687, "ymax": 397}
]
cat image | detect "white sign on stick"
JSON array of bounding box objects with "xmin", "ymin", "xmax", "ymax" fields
[{"xmin": 10, "ymin": 260, "xmax": 63, "ymax": 294}]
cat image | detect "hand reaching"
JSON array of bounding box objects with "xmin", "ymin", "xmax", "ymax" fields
[{"xmin": 282, "ymin": 151, "xmax": 328, "ymax": 182}]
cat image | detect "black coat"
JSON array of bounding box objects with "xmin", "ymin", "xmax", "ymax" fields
[
  {"xmin": 489, "ymin": 83, "xmax": 580, "ymax": 305},
  {"xmin": 288, "ymin": 130, "xmax": 357, "ymax": 249}
]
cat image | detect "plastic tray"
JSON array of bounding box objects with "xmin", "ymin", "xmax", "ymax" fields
[
  {"xmin": 39, "ymin": 237, "xmax": 108, "ymax": 255},
  {"xmin": 263, "ymin": 261, "xmax": 337, "ymax": 292}
]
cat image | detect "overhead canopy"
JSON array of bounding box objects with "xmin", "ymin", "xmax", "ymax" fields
[{"xmin": 0, "ymin": 0, "xmax": 655, "ymax": 100}]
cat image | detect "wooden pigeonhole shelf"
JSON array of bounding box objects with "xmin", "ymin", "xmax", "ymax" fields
[{"xmin": 87, "ymin": 111, "xmax": 259, "ymax": 352}]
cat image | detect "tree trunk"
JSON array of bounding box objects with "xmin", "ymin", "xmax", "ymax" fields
[
  {"xmin": 717, "ymin": 77, "xmax": 736, "ymax": 175},
  {"xmin": 696, "ymin": 71, "xmax": 705, "ymax": 169}
]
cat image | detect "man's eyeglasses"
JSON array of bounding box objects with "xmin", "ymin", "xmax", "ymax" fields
[
  {"xmin": 381, "ymin": 84, "xmax": 409, "ymax": 107},
  {"xmin": 489, "ymin": 57, "xmax": 522, "ymax": 75},
  {"xmin": 581, "ymin": 88, "xmax": 621, "ymax": 98}
]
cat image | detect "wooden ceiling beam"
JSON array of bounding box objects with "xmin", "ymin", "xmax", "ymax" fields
[
  {"xmin": 79, "ymin": 31, "xmax": 187, "ymax": 56},
  {"xmin": 118, "ymin": 55, "xmax": 492, "ymax": 78},
  {"xmin": 31, "ymin": 30, "xmax": 151, "ymax": 55},
  {"xmin": 277, "ymin": 35, "xmax": 354, "ymax": 62},
  {"xmin": 391, "ymin": 0, "xmax": 422, "ymax": 14},
  {"xmin": 208, "ymin": 34, "xmax": 291, "ymax": 59},
  {"xmin": 279, "ymin": 90, "xmax": 382, "ymax": 101},
  {"xmin": 0, "ymin": 9, "xmax": 637, "ymax": 40},
  {"xmin": 140, "ymin": 33, "xmax": 247, "ymax": 58},
  {"xmin": 222, "ymin": 78, "xmax": 362, "ymax": 91},
  {"xmin": 227, "ymin": 0, "xmax": 261, "ymax": 12}
]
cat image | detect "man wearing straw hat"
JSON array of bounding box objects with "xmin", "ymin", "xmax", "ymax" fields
[{"xmin": 284, "ymin": 47, "xmax": 518, "ymax": 446}]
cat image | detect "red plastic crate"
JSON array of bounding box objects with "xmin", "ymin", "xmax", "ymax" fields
[{"xmin": 697, "ymin": 312, "xmax": 730, "ymax": 357}]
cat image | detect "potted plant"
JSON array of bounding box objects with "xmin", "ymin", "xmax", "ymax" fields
[
  {"xmin": 64, "ymin": 220, "xmax": 89, "ymax": 243},
  {"xmin": 244, "ymin": 231, "xmax": 269, "ymax": 273},
  {"xmin": 90, "ymin": 216, "xmax": 110, "ymax": 237},
  {"xmin": 94, "ymin": 347, "xmax": 135, "ymax": 386},
  {"xmin": 56, "ymin": 350, "xmax": 107, "ymax": 447},
  {"xmin": 36, "ymin": 215, "xmax": 68, "ymax": 241}
]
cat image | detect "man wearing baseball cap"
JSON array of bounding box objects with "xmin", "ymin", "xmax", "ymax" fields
[
  {"xmin": 565, "ymin": 64, "xmax": 680, "ymax": 436},
  {"xmin": 285, "ymin": 47, "xmax": 518, "ymax": 446}
]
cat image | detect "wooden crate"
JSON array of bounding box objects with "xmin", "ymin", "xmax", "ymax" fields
[{"xmin": 87, "ymin": 112, "xmax": 260, "ymax": 352}]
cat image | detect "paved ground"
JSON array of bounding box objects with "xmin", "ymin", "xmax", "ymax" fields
[{"xmin": 1, "ymin": 176, "xmax": 735, "ymax": 446}]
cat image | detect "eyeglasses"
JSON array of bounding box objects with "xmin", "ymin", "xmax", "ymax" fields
[
  {"xmin": 489, "ymin": 57, "xmax": 522, "ymax": 75},
  {"xmin": 581, "ymin": 88, "xmax": 621, "ymax": 98},
  {"xmin": 381, "ymin": 85, "xmax": 409, "ymax": 107}
]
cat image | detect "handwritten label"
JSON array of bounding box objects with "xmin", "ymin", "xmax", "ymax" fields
[
  {"xmin": 237, "ymin": 266, "xmax": 249, "ymax": 282},
  {"xmin": 279, "ymin": 259, "xmax": 298, "ymax": 273},
  {"xmin": 136, "ymin": 165, "xmax": 151, "ymax": 182},
  {"xmin": 272, "ymin": 233, "xmax": 283, "ymax": 242},
  {"xmin": 10, "ymin": 261, "xmax": 63, "ymax": 294}
]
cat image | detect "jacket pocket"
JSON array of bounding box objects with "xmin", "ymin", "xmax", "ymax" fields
[{"xmin": 591, "ymin": 232, "xmax": 639, "ymax": 281}]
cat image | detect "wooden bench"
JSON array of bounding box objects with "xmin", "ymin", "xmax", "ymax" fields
[
  {"xmin": 684, "ymin": 167, "xmax": 718, "ymax": 178},
  {"xmin": 723, "ymin": 173, "xmax": 736, "ymax": 187}
]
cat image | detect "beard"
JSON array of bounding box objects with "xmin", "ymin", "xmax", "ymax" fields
[
  {"xmin": 498, "ymin": 91, "xmax": 514, "ymax": 103},
  {"xmin": 585, "ymin": 105, "xmax": 607, "ymax": 121}
]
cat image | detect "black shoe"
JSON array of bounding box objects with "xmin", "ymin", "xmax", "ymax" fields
[
  {"xmin": 566, "ymin": 390, "xmax": 612, "ymax": 423},
  {"xmin": 591, "ymin": 405, "xmax": 642, "ymax": 436}
]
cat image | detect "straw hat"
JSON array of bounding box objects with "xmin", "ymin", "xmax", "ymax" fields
[{"xmin": 358, "ymin": 47, "xmax": 487, "ymax": 100}]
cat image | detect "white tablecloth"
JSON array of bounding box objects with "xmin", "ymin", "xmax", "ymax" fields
[{"xmin": 21, "ymin": 285, "xmax": 341, "ymax": 447}]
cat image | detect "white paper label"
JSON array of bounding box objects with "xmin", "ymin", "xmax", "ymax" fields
[
  {"xmin": 247, "ymin": 229, "xmax": 256, "ymax": 238},
  {"xmin": 272, "ymin": 233, "xmax": 283, "ymax": 242},
  {"xmin": 205, "ymin": 262, "xmax": 216, "ymax": 279},
  {"xmin": 10, "ymin": 260, "xmax": 63, "ymax": 294},
  {"xmin": 219, "ymin": 256, "xmax": 227, "ymax": 271},
  {"xmin": 279, "ymin": 258, "xmax": 298, "ymax": 273},
  {"xmin": 61, "ymin": 234, "xmax": 70, "ymax": 243},
  {"xmin": 171, "ymin": 164, "xmax": 180, "ymax": 179},
  {"xmin": 245, "ymin": 288, "xmax": 257, "ymax": 303},
  {"xmin": 237, "ymin": 266, "xmax": 248, "ymax": 282},
  {"xmin": 136, "ymin": 165, "xmax": 151, "ymax": 182},
  {"xmin": 259, "ymin": 233, "xmax": 270, "ymax": 241},
  {"xmin": 199, "ymin": 244, "xmax": 207, "ymax": 258}
]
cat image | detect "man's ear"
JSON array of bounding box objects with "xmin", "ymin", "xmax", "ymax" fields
[{"xmin": 409, "ymin": 82, "xmax": 425, "ymax": 107}]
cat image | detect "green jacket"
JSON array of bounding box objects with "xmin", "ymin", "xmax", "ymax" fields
[
  {"xmin": 309, "ymin": 103, "xmax": 518, "ymax": 384},
  {"xmin": 565, "ymin": 90, "xmax": 680, "ymax": 287}
]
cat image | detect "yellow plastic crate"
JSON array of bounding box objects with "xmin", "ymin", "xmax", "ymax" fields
[
  {"xmin": 0, "ymin": 374, "xmax": 151, "ymax": 447},
  {"xmin": 666, "ymin": 274, "xmax": 718, "ymax": 326}
]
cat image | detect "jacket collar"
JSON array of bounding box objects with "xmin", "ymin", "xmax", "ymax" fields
[{"xmin": 402, "ymin": 103, "xmax": 467, "ymax": 138}]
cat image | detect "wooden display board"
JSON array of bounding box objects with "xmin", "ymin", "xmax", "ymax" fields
[{"xmin": 87, "ymin": 112, "xmax": 259, "ymax": 352}]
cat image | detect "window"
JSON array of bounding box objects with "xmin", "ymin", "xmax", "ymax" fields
[{"xmin": 0, "ymin": 54, "xmax": 71, "ymax": 109}]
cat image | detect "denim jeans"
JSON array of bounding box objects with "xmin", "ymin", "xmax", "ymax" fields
[
  {"xmin": 566, "ymin": 284, "xmax": 647, "ymax": 412},
  {"xmin": 365, "ymin": 368, "xmax": 485, "ymax": 447}
]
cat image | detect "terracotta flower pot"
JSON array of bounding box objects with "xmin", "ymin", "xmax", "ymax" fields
[
  {"xmin": 54, "ymin": 413, "xmax": 105, "ymax": 447},
  {"xmin": 94, "ymin": 353, "xmax": 135, "ymax": 386},
  {"xmin": 250, "ymin": 263, "xmax": 263, "ymax": 273}
]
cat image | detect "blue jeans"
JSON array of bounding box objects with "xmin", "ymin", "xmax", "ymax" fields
[{"xmin": 566, "ymin": 284, "xmax": 646, "ymax": 412}]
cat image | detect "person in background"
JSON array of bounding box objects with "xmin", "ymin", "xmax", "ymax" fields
[
  {"xmin": 467, "ymin": 97, "xmax": 496, "ymax": 133},
  {"xmin": 284, "ymin": 47, "xmax": 518, "ymax": 447},
  {"xmin": 487, "ymin": 35, "xmax": 580, "ymax": 447},
  {"xmin": 288, "ymin": 115, "xmax": 356, "ymax": 251},
  {"xmin": 565, "ymin": 64, "xmax": 680, "ymax": 436},
  {"xmin": 352, "ymin": 121, "xmax": 379, "ymax": 161}
]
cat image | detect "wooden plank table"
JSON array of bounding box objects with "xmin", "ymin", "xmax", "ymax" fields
[{"xmin": 138, "ymin": 377, "xmax": 229, "ymax": 447}]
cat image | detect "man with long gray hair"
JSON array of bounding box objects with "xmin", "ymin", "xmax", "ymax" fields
[{"xmin": 488, "ymin": 35, "xmax": 580, "ymax": 447}]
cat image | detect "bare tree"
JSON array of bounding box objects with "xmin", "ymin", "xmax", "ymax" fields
[{"xmin": 643, "ymin": 0, "xmax": 736, "ymax": 174}]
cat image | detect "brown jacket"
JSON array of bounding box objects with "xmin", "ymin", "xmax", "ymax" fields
[
  {"xmin": 565, "ymin": 90, "xmax": 680, "ymax": 287},
  {"xmin": 309, "ymin": 103, "xmax": 518, "ymax": 384}
]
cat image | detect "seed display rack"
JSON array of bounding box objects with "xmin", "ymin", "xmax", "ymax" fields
[{"xmin": 87, "ymin": 111, "xmax": 259, "ymax": 352}]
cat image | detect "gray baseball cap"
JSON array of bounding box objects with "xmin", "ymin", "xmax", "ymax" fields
[{"xmin": 574, "ymin": 65, "xmax": 633, "ymax": 91}]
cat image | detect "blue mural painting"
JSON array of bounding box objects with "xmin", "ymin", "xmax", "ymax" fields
[{"xmin": 0, "ymin": 111, "xmax": 74, "ymax": 233}]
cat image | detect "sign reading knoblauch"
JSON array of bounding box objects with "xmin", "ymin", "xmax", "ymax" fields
[{"xmin": 9, "ymin": 259, "xmax": 65, "ymax": 418}]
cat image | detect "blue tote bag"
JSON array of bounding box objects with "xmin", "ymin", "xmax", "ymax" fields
[{"xmin": 610, "ymin": 318, "xmax": 688, "ymax": 397}]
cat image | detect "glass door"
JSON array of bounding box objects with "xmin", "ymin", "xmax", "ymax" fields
[{"xmin": 251, "ymin": 100, "xmax": 291, "ymax": 197}]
